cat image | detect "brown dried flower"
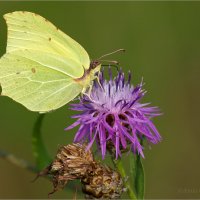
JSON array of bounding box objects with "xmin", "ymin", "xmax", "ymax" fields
[
  {"xmin": 82, "ymin": 164, "xmax": 124, "ymax": 199},
  {"xmin": 39, "ymin": 143, "xmax": 124, "ymax": 199}
]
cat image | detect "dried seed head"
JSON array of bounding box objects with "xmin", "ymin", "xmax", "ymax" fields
[
  {"xmin": 82, "ymin": 164, "xmax": 124, "ymax": 199},
  {"xmin": 39, "ymin": 143, "xmax": 124, "ymax": 198},
  {"xmin": 51, "ymin": 143, "xmax": 94, "ymax": 177}
]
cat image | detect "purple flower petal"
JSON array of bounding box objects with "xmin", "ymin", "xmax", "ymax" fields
[{"xmin": 65, "ymin": 120, "xmax": 80, "ymax": 131}]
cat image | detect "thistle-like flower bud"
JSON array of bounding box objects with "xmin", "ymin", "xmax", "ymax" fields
[{"xmin": 39, "ymin": 143, "xmax": 124, "ymax": 199}]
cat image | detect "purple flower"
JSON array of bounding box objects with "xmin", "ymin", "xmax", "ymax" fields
[{"xmin": 65, "ymin": 69, "xmax": 161, "ymax": 159}]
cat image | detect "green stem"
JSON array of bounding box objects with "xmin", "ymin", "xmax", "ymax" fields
[
  {"xmin": 113, "ymin": 158, "xmax": 137, "ymax": 200},
  {"xmin": 32, "ymin": 114, "xmax": 51, "ymax": 170},
  {"xmin": 0, "ymin": 149, "xmax": 38, "ymax": 173},
  {"xmin": 0, "ymin": 149, "xmax": 76, "ymax": 191}
]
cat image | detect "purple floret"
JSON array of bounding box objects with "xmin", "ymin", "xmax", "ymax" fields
[{"xmin": 66, "ymin": 69, "xmax": 161, "ymax": 159}]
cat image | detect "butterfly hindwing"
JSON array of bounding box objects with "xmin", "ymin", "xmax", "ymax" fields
[{"xmin": 0, "ymin": 52, "xmax": 83, "ymax": 112}]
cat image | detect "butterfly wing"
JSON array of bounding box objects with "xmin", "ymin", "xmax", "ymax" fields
[
  {"xmin": 0, "ymin": 11, "xmax": 91, "ymax": 112},
  {"xmin": 4, "ymin": 11, "xmax": 90, "ymax": 76},
  {"xmin": 0, "ymin": 51, "xmax": 83, "ymax": 112}
]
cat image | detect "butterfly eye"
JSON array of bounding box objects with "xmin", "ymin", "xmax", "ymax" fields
[
  {"xmin": 94, "ymin": 72, "xmax": 99, "ymax": 76},
  {"xmin": 90, "ymin": 61, "xmax": 100, "ymax": 69}
]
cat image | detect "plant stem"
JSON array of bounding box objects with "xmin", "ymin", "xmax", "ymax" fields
[
  {"xmin": 112, "ymin": 158, "xmax": 137, "ymax": 200},
  {"xmin": 0, "ymin": 149, "xmax": 38, "ymax": 173},
  {"xmin": 0, "ymin": 149, "xmax": 75, "ymax": 191},
  {"xmin": 32, "ymin": 114, "xmax": 51, "ymax": 170}
]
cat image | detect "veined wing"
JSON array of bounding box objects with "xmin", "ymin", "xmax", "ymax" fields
[
  {"xmin": 4, "ymin": 11, "xmax": 90, "ymax": 77},
  {"xmin": 0, "ymin": 51, "xmax": 83, "ymax": 112}
]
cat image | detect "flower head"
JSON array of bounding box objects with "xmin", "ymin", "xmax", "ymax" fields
[
  {"xmin": 38, "ymin": 143, "xmax": 124, "ymax": 198},
  {"xmin": 66, "ymin": 68, "xmax": 161, "ymax": 159}
]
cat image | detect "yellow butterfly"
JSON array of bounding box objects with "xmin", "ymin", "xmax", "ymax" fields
[{"xmin": 0, "ymin": 11, "xmax": 123, "ymax": 113}]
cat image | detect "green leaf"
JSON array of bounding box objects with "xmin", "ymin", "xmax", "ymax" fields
[
  {"xmin": 129, "ymin": 153, "xmax": 136, "ymax": 191},
  {"xmin": 113, "ymin": 157, "xmax": 137, "ymax": 200},
  {"xmin": 129, "ymin": 139, "xmax": 145, "ymax": 199},
  {"xmin": 32, "ymin": 114, "xmax": 51, "ymax": 170},
  {"xmin": 135, "ymin": 154, "xmax": 145, "ymax": 199}
]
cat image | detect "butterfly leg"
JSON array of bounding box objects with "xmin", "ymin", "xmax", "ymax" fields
[
  {"xmin": 95, "ymin": 76, "xmax": 105, "ymax": 92},
  {"xmin": 81, "ymin": 86, "xmax": 93, "ymax": 101},
  {"xmin": 80, "ymin": 75, "xmax": 104, "ymax": 102}
]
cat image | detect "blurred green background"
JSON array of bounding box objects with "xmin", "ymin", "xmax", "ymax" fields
[{"xmin": 0, "ymin": 1, "xmax": 200, "ymax": 199}]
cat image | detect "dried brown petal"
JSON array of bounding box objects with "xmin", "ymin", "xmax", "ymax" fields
[
  {"xmin": 82, "ymin": 164, "xmax": 124, "ymax": 199},
  {"xmin": 39, "ymin": 143, "xmax": 124, "ymax": 198}
]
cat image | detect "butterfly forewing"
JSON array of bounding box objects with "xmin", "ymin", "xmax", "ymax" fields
[{"xmin": 4, "ymin": 11, "xmax": 90, "ymax": 74}]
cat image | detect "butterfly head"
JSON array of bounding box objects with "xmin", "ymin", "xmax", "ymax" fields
[
  {"xmin": 89, "ymin": 60, "xmax": 101, "ymax": 81},
  {"xmin": 90, "ymin": 60, "xmax": 101, "ymax": 70}
]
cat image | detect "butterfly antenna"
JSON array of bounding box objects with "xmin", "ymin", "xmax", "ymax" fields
[
  {"xmin": 97, "ymin": 49, "xmax": 125, "ymax": 60},
  {"xmin": 99, "ymin": 59, "xmax": 119, "ymax": 65}
]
